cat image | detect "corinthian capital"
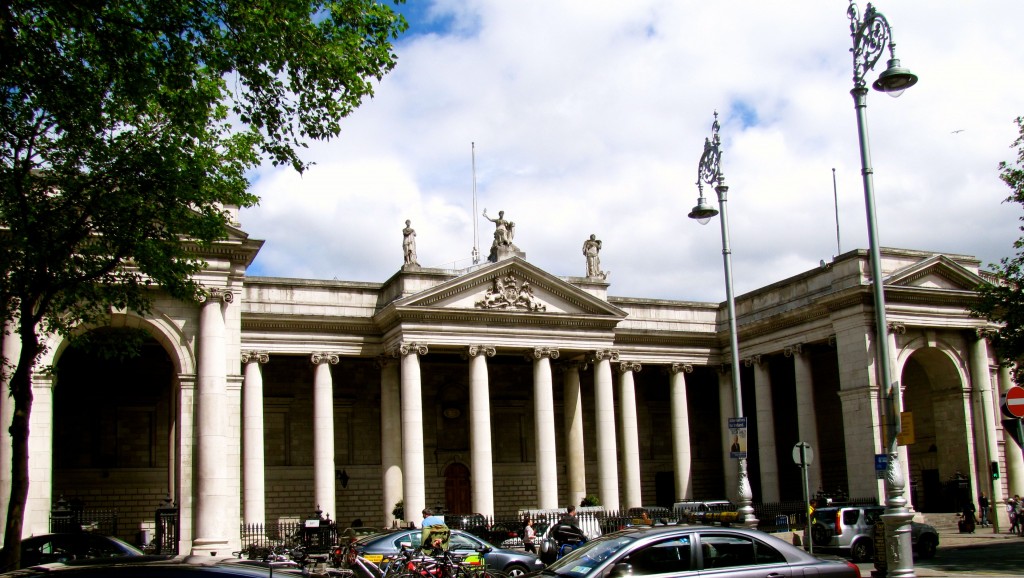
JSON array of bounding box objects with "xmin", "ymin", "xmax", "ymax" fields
[
  {"xmin": 241, "ymin": 351, "xmax": 269, "ymax": 364},
  {"xmin": 200, "ymin": 287, "xmax": 234, "ymax": 304},
  {"xmin": 670, "ymin": 363, "xmax": 693, "ymax": 375},
  {"xmin": 531, "ymin": 347, "xmax": 560, "ymax": 360},
  {"xmin": 591, "ymin": 350, "xmax": 619, "ymax": 363},
  {"xmin": 310, "ymin": 352, "xmax": 340, "ymax": 365},
  {"xmin": 468, "ymin": 345, "xmax": 497, "ymax": 358},
  {"xmin": 618, "ymin": 361, "xmax": 642, "ymax": 374},
  {"xmin": 397, "ymin": 342, "xmax": 429, "ymax": 357}
]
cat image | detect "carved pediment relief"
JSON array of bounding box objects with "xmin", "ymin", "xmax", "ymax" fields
[
  {"xmin": 885, "ymin": 254, "xmax": 985, "ymax": 291},
  {"xmin": 390, "ymin": 258, "xmax": 625, "ymax": 318},
  {"xmin": 475, "ymin": 274, "xmax": 546, "ymax": 312}
]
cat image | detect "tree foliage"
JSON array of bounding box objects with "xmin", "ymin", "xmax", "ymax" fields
[
  {"xmin": 973, "ymin": 116, "xmax": 1024, "ymax": 384},
  {"xmin": 0, "ymin": 0, "xmax": 405, "ymax": 567}
]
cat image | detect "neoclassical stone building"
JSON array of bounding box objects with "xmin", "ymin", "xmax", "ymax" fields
[{"xmin": 1, "ymin": 221, "xmax": 1019, "ymax": 556}]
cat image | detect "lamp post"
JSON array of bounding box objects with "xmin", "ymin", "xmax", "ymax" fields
[
  {"xmin": 688, "ymin": 112, "xmax": 756, "ymax": 527},
  {"xmin": 847, "ymin": 2, "xmax": 918, "ymax": 576}
]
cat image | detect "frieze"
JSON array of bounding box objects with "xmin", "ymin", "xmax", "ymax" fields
[{"xmin": 475, "ymin": 274, "xmax": 546, "ymax": 312}]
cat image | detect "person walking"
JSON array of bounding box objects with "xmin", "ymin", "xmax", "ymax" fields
[
  {"xmin": 1008, "ymin": 496, "xmax": 1019, "ymax": 534},
  {"xmin": 523, "ymin": 517, "xmax": 536, "ymax": 553},
  {"xmin": 979, "ymin": 493, "xmax": 990, "ymax": 527}
]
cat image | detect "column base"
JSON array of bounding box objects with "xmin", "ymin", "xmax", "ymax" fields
[{"xmin": 190, "ymin": 538, "xmax": 232, "ymax": 561}]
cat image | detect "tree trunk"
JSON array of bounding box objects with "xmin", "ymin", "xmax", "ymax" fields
[{"xmin": 0, "ymin": 317, "xmax": 39, "ymax": 571}]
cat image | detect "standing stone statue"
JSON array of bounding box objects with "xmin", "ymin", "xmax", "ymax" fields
[
  {"xmin": 583, "ymin": 234, "xmax": 606, "ymax": 279},
  {"xmin": 403, "ymin": 219, "xmax": 419, "ymax": 267},
  {"xmin": 482, "ymin": 208, "xmax": 522, "ymax": 262}
]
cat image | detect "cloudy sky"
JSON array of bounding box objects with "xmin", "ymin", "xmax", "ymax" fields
[{"xmin": 241, "ymin": 0, "xmax": 1024, "ymax": 303}]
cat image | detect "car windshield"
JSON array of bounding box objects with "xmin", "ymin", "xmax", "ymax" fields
[{"xmin": 543, "ymin": 533, "xmax": 640, "ymax": 578}]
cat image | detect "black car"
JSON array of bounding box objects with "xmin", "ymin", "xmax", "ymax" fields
[
  {"xmin": 2, "ymin": 559, "xmax": 276, "ymax": 578},
  {"xmin": 538, "ymin": 525, "xmax": 860, "ymax": 578},
  {"xmin": 19, "ymin": 533, "xmax": 144, "ymax": 567}
]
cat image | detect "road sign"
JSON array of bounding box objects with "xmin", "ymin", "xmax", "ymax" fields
[
  {"xmin": 792, "ymin": 442, "xmax": 814, "ymax": 466},
  {"xmin": 1003, "ymin": 386, "xmax": 1024, "ymax": 418}
]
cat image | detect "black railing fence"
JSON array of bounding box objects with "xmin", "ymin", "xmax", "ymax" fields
[
  {"xmin": 238, "ymin": 497, "xmax": 884, "ymax": 551},
  {"xmin": 49, "ymin": 496, "xmax": 119, "ymax": 536}
]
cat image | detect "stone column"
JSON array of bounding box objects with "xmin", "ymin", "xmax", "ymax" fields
[
  {"xmin": 533, "ymin": 347, "xmax": 560, "ymax": 509},
  {"xmin": 1001, "ymin": 365, "xmax": 1024, "ymax": 499},
  {"xmin": 971, "ymin": 330, "xmax": 1002, "ymax": 531},
  {"xmin": 670, "ymin": 364, "xmax": 693, "ymax": 501},
  {"xmin": 26, "ymin": 373, "xmax": 54, "ymax": 537},
  {"xmin": 469, "ymin": 345, "xmax": 496, "ymax": 516},
  {"xmin": 241, "ymin": 351, "xmax": 269, "ymax": 525},
  {"xmin": 311, "ymin": 352, "xmax": 339, "ymax": 520},
  {"xmin": 593, "ymin": 350, "xmax": 620, "ymax": 511},
  {"xmin": 399, "ymin": 342, "xmax": 428, "ymax": 525},
  {"xmin": 718, "ymin": 367, "xmax": 739, "ymax": 503},
  {"xmin": 379, "ymin": 356, "xmax": 402, "ymax": 528},
  {"xmin": 563, "ymin": 361, "xmax": 587, "ymax": 508},
  {"xmin": 618, "ymin": 361, "xmax": 643, "ymax": 509},
  {"xmin": 789, "ymin": 345, "xmax": 822, "ymax": 497},
  {"xmin": 192, "ymin": 288, "xmax": 231, "ymax": 556},
  {"xmin": 0, "ymin": 319, "xmax": 19, "ymax": 543},
  {"xmin": 750, "ymin": 356, "xmax": 779, "ymax": 502}
]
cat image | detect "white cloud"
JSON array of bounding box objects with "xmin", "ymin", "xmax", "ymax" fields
[{"xmin": 242, "ymin": 0, "xmax": 1024, "ymax": 302}]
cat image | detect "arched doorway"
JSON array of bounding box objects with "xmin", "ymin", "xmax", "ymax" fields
[
  {"xmin": 444, "ymin": 463, "xmax": 471, "ymax": 514},
  {"xmin": 901, "ymin": 347, "xmax": 970, "ymax": 512},
  {"xmin": 53, "ymin": 328, "xmax": 175, "ymax": 544}
]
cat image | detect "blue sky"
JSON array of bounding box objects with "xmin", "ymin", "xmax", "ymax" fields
[{"xmin": 241, "ymin": 0, "xmax": 1024, "ymax": 302}]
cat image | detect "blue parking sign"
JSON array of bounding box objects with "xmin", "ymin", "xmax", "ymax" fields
[{"xmin": 875, "ymin": 454, "xmax": 888, "ymax": 479}]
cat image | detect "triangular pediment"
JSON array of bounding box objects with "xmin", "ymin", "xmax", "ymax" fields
[
  {"xmin": 392, "ymin": 257, "xmax": 626, "ymax": 317},
  {"xmin": 885, "ymin": 255, "xmax": 986, "ymax": 291}
]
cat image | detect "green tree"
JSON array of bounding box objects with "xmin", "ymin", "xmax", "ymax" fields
[
  {"xmin": 973, "ymin": 116, "xmax": 1024, "ymax": 384},
  {"xmin": 0, "ymin": 0, "xmax": 406, "ymax": 568}
]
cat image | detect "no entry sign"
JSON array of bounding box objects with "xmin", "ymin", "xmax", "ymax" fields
[{"xmin": 1003, "ymin": 386, "xmax": 1024, "ymax": 419}]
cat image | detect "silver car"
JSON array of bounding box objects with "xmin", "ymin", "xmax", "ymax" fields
[
  {"xmin": 537, "ymin": 525, "xmax": 859, "ymax": 578},
  {"xmin": 811, "ymin": 505, "xmax": 938, "ymax": 562}
]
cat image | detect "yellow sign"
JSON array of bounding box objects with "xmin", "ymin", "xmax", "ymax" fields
[{"xmin": 897, "ymin": 411, "xmax": 914, "ymax": 445}]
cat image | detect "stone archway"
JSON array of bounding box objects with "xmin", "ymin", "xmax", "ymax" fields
[
  {"xmin": 901, "ymin": 347, "xmax": 970, "ymax": 513},
  {"xmin": 52, "ymin": 327, "xmax": 175, "ymax": 544},
  {"xmin": 444, "ymin": 462, "xmax": 471, "ymax": 514}
]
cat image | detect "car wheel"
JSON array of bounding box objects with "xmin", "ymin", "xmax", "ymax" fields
[
  {"xmin": 916, "ymin": 535, "xmax": 937, "ymax": 559},
  {"xmin": 811, "ymin": 523, "xmax": 832, "ymax": 546},
  {"xmin": 851, "ymin": 539, "xmax": 872, "ymax": 563},
  {"xmin": 504, "ymin": 564, "xmax": 529, "ymax": 577}
]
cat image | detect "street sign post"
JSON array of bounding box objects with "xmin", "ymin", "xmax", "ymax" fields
[{"xmin": 793, "ymin": 442, "xmax": 814, "ymax": 553}]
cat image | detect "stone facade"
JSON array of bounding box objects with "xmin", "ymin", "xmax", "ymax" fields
[{"xmin": 1, "ymin": 231, "xmax": 1019, "ymax": 555}]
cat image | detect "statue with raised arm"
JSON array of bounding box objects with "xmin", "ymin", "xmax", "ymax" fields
[
  {"xmin": 483, "ymin": 208, "xmax": 515, "ymax": 248},
  {"xmin": 583, "ymin": 234, "xmax": 606, "ymax": 279},
  {"xmin": 402, "ymin": 219, "xmax": 419, "ymax": 267}
]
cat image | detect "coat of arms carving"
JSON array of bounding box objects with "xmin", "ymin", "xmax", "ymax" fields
[{"xmin": 475, "ymin": 274, "xmax": 546, "ymax": 312}]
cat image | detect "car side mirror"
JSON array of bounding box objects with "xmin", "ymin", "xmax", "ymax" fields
[{"xmin": 609, "ymin": 562, "xmax": 632, "ymax": 578}]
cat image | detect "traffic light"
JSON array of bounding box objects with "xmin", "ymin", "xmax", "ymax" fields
[{"xmin": 992, "ymin": 461, "xmax": 1000, "ymax": 479}]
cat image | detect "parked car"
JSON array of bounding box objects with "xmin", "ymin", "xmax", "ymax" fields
[
  {"xmin": 353, "ymin": 528, "xmax": 543, "ymax": 576},
  {"xmin": 444, "ymin": 514, "xmax": 490, "ymax": 540},
  {"xmin": 538, "ymin": 525, "xmax": 860, "ymax": 577},
  {"xmin": 3, "ymin": 559, "xmax": 288, "ymax": 578},
  {"xmin": 811, "ymin": 505, "xmax": 939, "ymax": 562},
  {"xmin": 19, "ymin": 533, "xmax": 144, "ymax": 568}
]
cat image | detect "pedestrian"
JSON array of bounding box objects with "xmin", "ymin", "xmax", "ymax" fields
[
  {"xmin": 979, "ymin": 492, "xmax": 990, "ymax": 527},
  {"xmin": 960, "ymin": 501, "xmax": 976, "ymax": 533},
  {"xmin": 560, "ymin": 505, "xmax": 580, "ymax": 526},
  {"xmin": 523, "ymin": 517, "xmax": 536, "ymax": 553},
  {"xmin": 1016, "ymin": 497, "xmax": 1024, "ymax": 535},
  {"xmin": 1007, "ymin": 496, "xmax": 1019, "ymax": 534}
]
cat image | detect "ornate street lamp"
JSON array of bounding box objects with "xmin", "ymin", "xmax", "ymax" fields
[
  {"xmin": 688, "ymin": 112, "xmax": 756, "ymax": 528},
  {"xmin": 848, "ymin": 1, "xmax": 917, "ymax": 576}
]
